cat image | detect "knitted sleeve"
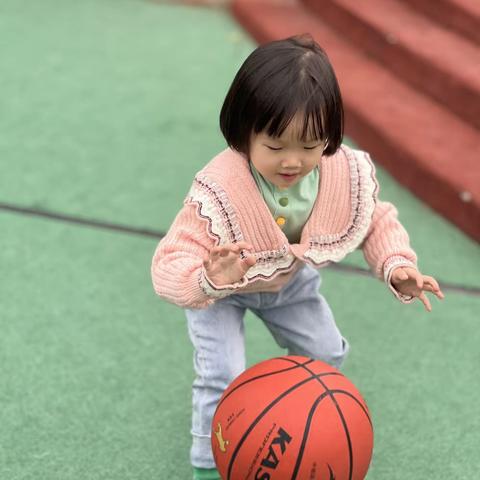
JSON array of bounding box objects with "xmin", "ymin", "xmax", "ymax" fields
[
  {"xmin": 361, "ymin": 200, "xmax": 418, "ymax": 303},
  {"xmin": 151, "ymin": 202, "xmax": 248, "ymax": 309}
]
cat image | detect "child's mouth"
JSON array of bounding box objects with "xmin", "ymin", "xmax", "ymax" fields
[{"xmin": 279, "ymin": 173, "xmax": 298, "ymax": 182}]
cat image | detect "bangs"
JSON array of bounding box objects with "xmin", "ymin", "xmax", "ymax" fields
[
  {"xmin": 262, "ymin": 102, "xmax": 326, "ymax": 143},
  {"xmin": 252, "ymin": 62, "xmax": 336, "ymax": 143}
]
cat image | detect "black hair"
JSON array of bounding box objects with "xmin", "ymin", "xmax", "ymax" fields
[{"xmin": 220, "ymin": 34, "xmax": 344, "ymax": 156}]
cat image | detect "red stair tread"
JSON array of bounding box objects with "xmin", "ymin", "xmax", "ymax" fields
[
  {"xmin": 442, "ymin": 0, "xmax": 480, "ymax": 45},
  {"xmin": 333, "ymin": 0, "xmax": 480, "ymax": 87},
  {"xmin": 302, "ymin": 0, "xmax": 480, "ymax": 129},
  {"xmin": 402, "ymin": 0, "xmax": 480, "ymax": 45},
  {"xmin": 450, "ymin": 0, "xmax": 480, "ymax": 18},
  {"xmin": 231, "ymin": 0, "xmax": 480, "ymax": 241}
]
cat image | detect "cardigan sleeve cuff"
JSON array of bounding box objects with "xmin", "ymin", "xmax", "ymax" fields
[
  {"xmin": 198, "ymin": 268, "xmax": 249, "ymax": 299},
  {"xmin": 383, "ymin": 255, "xmax": 417, "ymax": 304}
]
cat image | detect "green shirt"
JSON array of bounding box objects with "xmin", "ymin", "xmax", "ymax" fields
[{"xmin": 249, "ymin": 162, "xmax": 320, "ymax": 244}]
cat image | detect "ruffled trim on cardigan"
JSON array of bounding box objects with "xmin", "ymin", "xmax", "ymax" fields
[
  {"xmin": 303, "ymin": 147, "xmax": 378, "ymax": 265},
  {"xmin": 186, "ymin": 176, "xmax": 297, "ymax": 284},
  {"xmin": 186, "ymin": 175, "xmax": 245, "ymax": 244},
  {"xmin": 245, "ymin": 245, "xmax": 296, "ymax": 280}
]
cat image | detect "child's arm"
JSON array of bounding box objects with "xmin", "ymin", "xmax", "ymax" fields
[
  {"xmin": 361, "ymin": 201, "xmax": 443, "ymax": 310},
  {"xmin": 151, "ymin": 202, "xmax": 255, "ymax": 309}
]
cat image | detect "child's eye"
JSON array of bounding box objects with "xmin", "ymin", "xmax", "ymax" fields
[
  {"xmin": 266, "ymin": 145, "xmax": 283, "ymax": 151},
  {"xmin": 304, "ymin": 145, "xmax": 320, "ymax": 150}
]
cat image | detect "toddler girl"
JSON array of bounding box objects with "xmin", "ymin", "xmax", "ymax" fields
[{"xmin": 151, "ymin": 34, "xmax": 444, "ymax": 480}]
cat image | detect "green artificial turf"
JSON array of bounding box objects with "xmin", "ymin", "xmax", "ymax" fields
[{"xmin": 0, "ymin": 1, "xmax": 479, "ymax": 479}]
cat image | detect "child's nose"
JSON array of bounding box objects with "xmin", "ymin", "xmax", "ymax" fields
[{"xmin": 281, "ymin": 156, "xmax": 302, "ymax": 169}]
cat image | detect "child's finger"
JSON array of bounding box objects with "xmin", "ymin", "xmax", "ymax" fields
[
  {"xmin": 423, "ymin": 279, "xmax": 445, "ymax": 300},
  {"xmin": 423, "ymin": 275, "xmax": 439, "ymax": 291},
  {"xmin": 218, "ymin": 246, "xmax": 233, "ymax": 257},
  {"xmin": 242, "ymin": 255, "xmax": 257, "ymax": 267},
  {"xmin": 421, "ymin": 281, "xmax": 436, "ymax": 292},
  {"xmin": 423, "ymin": 277, "xmax": 445, "ymax": 299},
  {"xmin": 211, "ymin": 246, "xmax": 233, "ymax": 259},
  {"xmin": 229, "ymin": 244, "xmax": 241, "ymax": 254},
  {"xmin": 394, "ymin": 269, "xmax": 409, "ymax": 281},
  {"xmin": 418, "ymin": 292, "xmax": 432, "ymax": 312},
  {"xmin": 219, "ymin": 242, "xmax": 252, "ymax": 255},
  {"xmin": 415, "ymin": 273, "xmax": 424, "ymax": 290},
  {"xmin": 431, "ymin": 287, "xmax": 445, "ymax": 300},
  {"xmin": 234, "ymin": 241, "xmax": 254, "ymax": 251}
]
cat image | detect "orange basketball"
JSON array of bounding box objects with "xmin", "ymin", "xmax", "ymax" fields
[{"xmin": 211, "ymin": 356, "xmax": 373, "ymax": 480}]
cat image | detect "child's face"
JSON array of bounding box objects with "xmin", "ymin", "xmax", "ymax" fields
[{"xmin": 249, "ymin": 116, "xmax": 326, "ymax": 190}]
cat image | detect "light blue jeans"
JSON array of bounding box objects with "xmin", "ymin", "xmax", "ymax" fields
[{"xmin": 185, "ymin": 264, "xmax": 349, "ymax": 468}]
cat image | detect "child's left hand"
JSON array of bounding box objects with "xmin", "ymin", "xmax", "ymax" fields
[{"xmin": 391, "ymin": 266, "xmax": 445, "ymax": 312}]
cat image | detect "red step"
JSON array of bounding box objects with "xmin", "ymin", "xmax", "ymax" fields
[
  {"xmin": 402, "ymin": 0, "xmax": 480, "ymax": 45},
  {"xmin": 231, "ymin": 0, "xmax": 480, "ymax": 242},
  {"xmin": 301, "ymin": 0, "xmax": 480, "ymax": 130}
]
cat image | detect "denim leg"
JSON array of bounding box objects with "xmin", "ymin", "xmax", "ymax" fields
[
  {"xmin": 185, "ymin": 300, "xmax": 247, "ymax": 469},
  {"xmin": 252, "ymin": 265, "xmax": 349, "ymax": 369}
]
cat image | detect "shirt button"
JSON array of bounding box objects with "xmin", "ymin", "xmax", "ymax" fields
[
  {"xmin": 276, "ymin": 216, "xmax": 286, "ymax": 227},
  {"xmin": 279, "ymin": 197, "xmax": 289, "ymax": 207}
]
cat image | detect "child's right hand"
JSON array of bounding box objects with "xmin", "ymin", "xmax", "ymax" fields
[{"xmin": 203, "ymin": 241, "xmax": 256, "ymax": 287}]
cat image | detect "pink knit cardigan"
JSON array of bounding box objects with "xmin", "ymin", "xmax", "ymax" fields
[{"xmin": 151, "ymin": 145, "xmax": 417, "ymax": 309}]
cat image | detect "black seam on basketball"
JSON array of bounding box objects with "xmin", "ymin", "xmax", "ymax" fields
[
  {"xmin": 275, "ymin": 356, "xmax": 313, "ymax": 365},
  {"xmin": 291, "ymin": 389, "xmax": 372, "ymax": 479},
  {"xmin": 285, "ymin": 360, "xmax": 360, "ymax": 480},
  {"xmin": 278, "ymin": 357, "xmax": 345, "ymax": 379},
  {"xmin": 292, "ymin": 362, "xmax": 371, "ymax": 424},
  {"xmin": 330, "ymin": 390, "xmax": 373, "ymax": 428},
  {"xmin": 325, "ymin": 393, "xmax": 354, "ymax": 480},
  {"xmin": 291, "ymin": 390, "xmax": 331, "ymax": 479},
  {"xmin": 216, "ymin": 358, "xmax": 316, "ymax": 410},
  {"xmin": 226, "ymin": 373, "xmax": 322, "ymax": 480}
]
